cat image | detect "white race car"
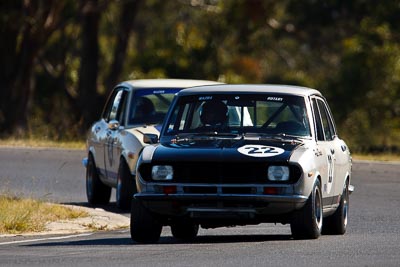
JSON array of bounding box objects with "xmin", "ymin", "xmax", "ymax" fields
[{"xmin": 83, "ymin": 79, "xmax": 222, "ymax": 209}]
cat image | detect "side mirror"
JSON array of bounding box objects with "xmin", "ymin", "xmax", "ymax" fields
[
  {"xmin": 143, "ymin": 133, "xmax": 159, "ymax": 144},
  {"xmin": 108, "ymin": 120, "xmax": 120, "ymax": 130}
]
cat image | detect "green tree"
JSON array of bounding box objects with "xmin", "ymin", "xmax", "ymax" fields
[{"xmin": 0, "ymin": 0, "xmax": 66, "ymax": 136}]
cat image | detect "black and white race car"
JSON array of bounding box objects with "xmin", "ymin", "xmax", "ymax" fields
[{"xmin": 131, "ymin": 84, "xmax": 354, "ymax": 243}]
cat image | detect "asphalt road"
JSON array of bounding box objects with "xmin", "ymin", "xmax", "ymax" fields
[{"xmin": 0, "ymin": 147, "xmax": 400, "ymax": 267}]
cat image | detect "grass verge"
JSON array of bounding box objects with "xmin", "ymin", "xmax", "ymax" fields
[
  {"xmin": 0, "ymin": 138, "xmax": 85, "ymax": 150},
  {"xmin": 0, "ymin": 195, "xmax": 88, "ymax": 235},
  {"xmin": 352, "ymin": 153, "xmax": 400, "ymax": 162}
]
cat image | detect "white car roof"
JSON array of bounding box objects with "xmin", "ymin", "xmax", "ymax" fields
[
  {"xmin": 118, "ymin": 79, "xmax": 223, "ymax": 89},
  {"xmin": 178, "ymin": 84, "xmax": 323, "ymax": 97}
]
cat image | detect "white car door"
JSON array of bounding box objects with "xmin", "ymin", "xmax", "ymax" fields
[
  {"xmin": 103, "ymin": 88, "xmax": 128, "ymax": 183},
  {"xmin": 311, "ymin": 97, "xmax": 338, "ymax": 206},
  {"xmin": 317, "ymin": 98, "xmax": 349, "ymax": 199}
]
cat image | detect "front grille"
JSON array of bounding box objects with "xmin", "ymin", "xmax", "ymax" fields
[
  {"xmin": 182, "ymin": 186, "xmax": 255, "ymax": 194},
  {"xmin": 174, "ymin": 162, "xmax": 267, "ymax": 183},
  {"xmin": 183, "ymin": 186, "xmax": 217, "ymax": 194},
  {"xmin": 222, "ymin": 187, "xmax": 254, "ymax": 194},
  {"xmin": 139, "ymin": 162, "xmax": 302, "ymax": 184}
]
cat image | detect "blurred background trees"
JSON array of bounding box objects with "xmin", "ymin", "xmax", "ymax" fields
[{"xmin": 0, "ymin": 0, "xmax": 399, "ymax": 153}]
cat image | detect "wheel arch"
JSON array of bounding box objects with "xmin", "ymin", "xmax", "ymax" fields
[
  {"xmin": 314, "ymin": 174, "xmax": 322, "ymax": 197},
  {"xmin": 87, "ymin": 146, "xmax": 96, "ymax": 163},
  {"xmin": 305, "ymin": 171, "xmax": 322, "ymax": 198}
]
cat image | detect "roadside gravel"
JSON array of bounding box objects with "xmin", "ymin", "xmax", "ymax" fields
[{"xmin": 0, "ymin": 205, "xmax": 130, "ymax": 237}]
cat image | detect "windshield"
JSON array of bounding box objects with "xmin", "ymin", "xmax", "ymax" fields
[
  {"xmin": 128, "ymin": 89, "xmax": 180, "ymax": 126},
  {"xmin": 164, "ymin": 94, "xmax": 311, "ymax": 137}
]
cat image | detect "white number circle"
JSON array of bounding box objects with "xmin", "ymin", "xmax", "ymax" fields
[{"xmin": 237, "ymin": 145, "xmax": 285, "ymax": 158}]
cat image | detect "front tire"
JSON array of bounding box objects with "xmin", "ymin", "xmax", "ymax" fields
[
  {"xmin": 290, "ymin": 179, "xmax": 323, "ymax": 239},
  {"xmin": 86, "ymin": 154, "xmax": 111, "ymax": 205},
  {"xmin": 322, "ymin": 180, "xmax": 349, "ymax": 235},
  {"xmin": 130, "ymin": 198, "xmax": 162, "ymax": 243},
  {"xmin": 116, "ymin": 159, "xmax": 135, "ymax": 210},
  {"xmin": 171, "ymin": 220, "xmax": 199, "ymax": 241}
]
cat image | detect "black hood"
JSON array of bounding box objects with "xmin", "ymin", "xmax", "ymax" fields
[{"xmin": 153, "ymin": 138, "xmax": 302, "ymax": 163}]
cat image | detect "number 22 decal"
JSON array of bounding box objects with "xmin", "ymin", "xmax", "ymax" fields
[{"xmin": 237, "ymin": 145, "xmax": 285, "ymax": 158}]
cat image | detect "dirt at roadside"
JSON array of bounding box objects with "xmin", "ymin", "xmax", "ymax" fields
[{"xmin": 0, "ymin": 205, "xmax": 130, "ymax": 237}]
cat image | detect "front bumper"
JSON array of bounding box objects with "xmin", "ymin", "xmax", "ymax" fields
[{"xmin": 134, "ymin": 191, "xmax": 308, "ymax": 220}]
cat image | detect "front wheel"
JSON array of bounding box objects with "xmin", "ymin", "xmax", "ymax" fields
[
  {"xmin": 116, "ymin": 159, "xmax": 135, "ymax": 210},
  {"xmin": 171, "ymin": 220, "xmax": 199, "ymax": 241},
  {"xmin": 290, "ymin": 179, "xmax": 323, "ymax": 239},
  {"xmin": 130, "ymin": 198, "xmax": 162, "ymax": 243},
  {"xmin": 322, "ymin": 180, "xmax": 349, "ymax": 235},
  {"xmin": 86, "ymin": 154, "xmax": 111, "ymax": 205}
]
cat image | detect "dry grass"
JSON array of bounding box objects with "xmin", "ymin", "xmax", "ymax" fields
[
  {"xmin": 352, "ymin": 153, "xmax": 400, "ymax": 162},
  {"xmin": 0, "ymin": 195, "xmax": 88, "ymax": 234},
  {"xmin": 0, "ymin": 138, "xmax": 85, "ymax": 150}
]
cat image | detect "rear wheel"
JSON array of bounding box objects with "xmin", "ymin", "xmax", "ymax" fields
[
  {"xmin": 290, "ymin": 179, "xmax": 323, "ymax": 239},
  {"xmin": 86, "ymin": 154, "xmax": 111, "ymax": 205},
  {"xmin": 116, "ymin": 159, "xmax": 135, "ymax": 210},
  {"xmin": 171, "ymin": 220, "xmax": 199, "ymax": 241},
  {"xmin": 130, "ymin": 198, "xmax": 162, "ymax": 243},
  {"xmin": 322, "ymin": 180, "xmax": 349, "ymax": 235}
]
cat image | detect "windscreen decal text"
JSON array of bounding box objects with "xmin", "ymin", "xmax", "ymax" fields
[
  {"xmin": 199, "ymin": 96, "xmax": 213, "ymax": 101},
  {"xmin": 267, "ymin": 97, "xmax": 283, "ymax": 101}
]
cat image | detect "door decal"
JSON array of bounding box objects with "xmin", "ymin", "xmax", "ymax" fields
[
  {"xmin": 326, "ymin": 154, "xmax": 334, "ymax": 194},
  {"xmin": 107, "ymin": 136, "xmax": 114, "ymax": 167}
]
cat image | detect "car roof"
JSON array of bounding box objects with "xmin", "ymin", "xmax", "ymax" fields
[
  {"xmin": 117, "ymin": 79, "xmax": 223, "ymax": 89},
  {"xmin": 177, "ymin": 84, "xmax": 323, "ymax": 97}
]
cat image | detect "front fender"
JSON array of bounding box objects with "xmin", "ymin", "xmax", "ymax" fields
[
  {"xmin": 83, "ymin": 146, "xmax": 97, "ymax": 168},
  {"xmin": 290, "ymin": 143, "xmax": 319, "ymax": 199},
  {"xmin": 140, "ymin": 145, "xmax": 158, "ymax": 163},
  {"xmin": 121, "ymin": 126, "xmax": 160, "ymax": 174},
  {"xmin": 119, "ymin": 131, "xmax": 144, "ymax": 176}
]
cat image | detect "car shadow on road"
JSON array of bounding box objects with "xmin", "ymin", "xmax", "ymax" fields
[
  {"xmin": 23, "ymin": 234, "xmax": 293, "ymax": 248},
  {"xmin": 44, "ymin": 202, "xmax": 293, "ymax": 246},
  {"xmin": 160, "ymin": 234, "xmax": 293, "ymax": 244}
]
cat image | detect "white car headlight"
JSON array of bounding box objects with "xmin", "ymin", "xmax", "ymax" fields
[
  {"xmin": 268, "ymin": 166, "xmax": 289, "ymax": 181},
  {"xmin": 151, "ymin": 165, "xmax": 173, "ymax": 180}
]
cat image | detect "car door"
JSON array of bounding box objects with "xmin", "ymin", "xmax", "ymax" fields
[
  {"xmin": 311, "ymin": 97, "xmax": 338, "ymax": 206},
  {"xmin": 91, "ymin": 89, "xmax": 122, "ymax": 180},
  {"xmin": 103, "ymin": 87, "xmax": 129, "ymax": 184},
  {"xmin": 317, "ymin": 98, "xmax": 349, "ymax": 199}
]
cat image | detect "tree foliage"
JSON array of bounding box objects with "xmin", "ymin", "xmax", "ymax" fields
[{"xmin": 0, "ymin": 0, "xmax": 399, "ymax": 152}]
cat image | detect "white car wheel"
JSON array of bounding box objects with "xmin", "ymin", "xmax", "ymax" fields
[
  {"xmin": 290, "ymin": 179, "xmax": 323, "ymax": 239},
  {"xmin": 86, "ymin": 154, "xmax": 111, "ymax": 205},
  {"xmin": 116, "ymin": 159, "xmax": 135, "ymax": 210},
  {"xmin": 323, "ymin": 180, "xmax": 349, "ymax": 235}
]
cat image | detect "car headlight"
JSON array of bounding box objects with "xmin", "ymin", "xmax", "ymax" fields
[
  {"xmin": 268, "ymin": 166, "xmax": 289, "ymax": 181},
  {"xmin": 151, "ymin": 165, "xmax": 173, "ymax": 180}
]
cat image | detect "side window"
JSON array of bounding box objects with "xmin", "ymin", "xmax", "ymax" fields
[
  {"xmin": 116, "ymin": 92, "xmax": 128, "ymax": 125},
  {"xmin": 312, "ymin": 98, "xmax": 324, "ymax": 141},
  {"xmin": 317, "ymin": 99, "xmax": 335, "ymax": 141},
  {"xmin": 103, "ymin": 89, "xmax": 127, "ymax": 123},
  {"xmin": 167, "ymin": 102, "xmax": 193, "ymax": 133}
]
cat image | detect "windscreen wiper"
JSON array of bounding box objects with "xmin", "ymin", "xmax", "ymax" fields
[
  {"xmin": 242, "ymin": 132, "xmax": 305, "ymax": 144},
  {"xmin": 174, "ymin": 132, "xmax": 240, "ymax": 143}
]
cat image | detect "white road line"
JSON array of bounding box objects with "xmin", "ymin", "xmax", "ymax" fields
[{"xmin": 0, "ymin": 233, "xmax": 93, "ymax": 246}]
